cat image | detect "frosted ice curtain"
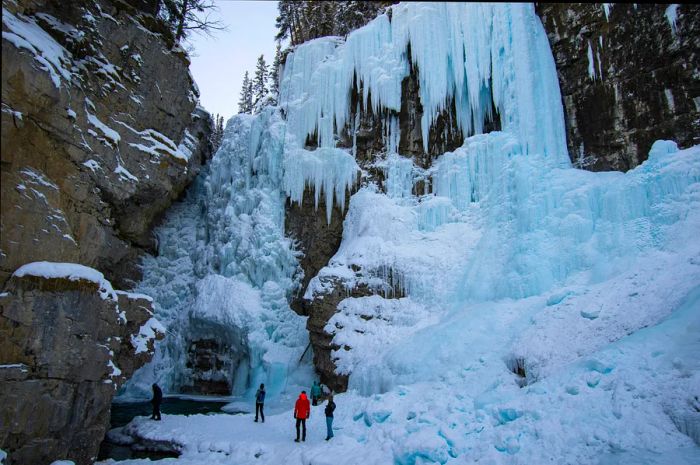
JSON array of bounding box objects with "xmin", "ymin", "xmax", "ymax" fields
[{"xmin": 115, "ymin": 3, "xmax": 700, "ymax": 464}]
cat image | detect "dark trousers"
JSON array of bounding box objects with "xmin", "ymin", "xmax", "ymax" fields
[
  {"xmin": 151, "ymin": 402, "xmax": 161, "ymax": 420},
  {"xmin": 295, "ymin": 418, "xmax": 306, "ymax": 441},
  {"xmin": 255, "ymin": 402, "xmax": 264, "ymax": 422},
  {"xmin": 312, "ymin": 396, "xmax": 318, "ymax": 406}
]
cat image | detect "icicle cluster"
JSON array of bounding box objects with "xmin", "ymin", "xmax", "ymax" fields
[{"xmin": 279, "ymin": 3, "xmax": 569, "ymax": 163}]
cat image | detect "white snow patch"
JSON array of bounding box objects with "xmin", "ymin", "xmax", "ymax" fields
[
  {"xmin": 116, "ymin": 121, "xmax": 190, "ymax": 162},
  {"xmin": 115, "ymin": 164, "xmax": 138, "ymax": 182},
  {"xmin": 86, "ymin": 110, "xmax": 121, "ymax": 146},
  {"xmin": 107, "ymin": 358, "xmax": 122, "ymax": 377},
  {"xmin": 82, "ymin": 159, "xmax": 101, "ymax": 172},
  {"xmin": 131, "ymin": 317, "xmax": 165, "ymax": 354},
  {"xmin": 2, "ymin": 8, "xmax": 72, "ymax": 87},
  {"xmin": 19, "ymin": 167, "xmax": 58, "ymax": 189},
  {"xmin": 1, "ymin": 103, "xmax": 23, "ymax": 121},
  {"xmin": 116, "ymin": 290, "xmax": 154, "ymax": 302},
  {"xmin": 13, "ymin": 261, "xmax": 118, "ymax": 301}
]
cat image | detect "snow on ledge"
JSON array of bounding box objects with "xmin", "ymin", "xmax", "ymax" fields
[
  {"xmin": 115, "ymin": 290, "xmax": 154, "ymax": 303},
  {"xmin": 2, "ymin": 8, "xmax": 73, "ymax": 88},
  {"xmin": 131, "ymin": 317, "xmax": 165, "ymax": 354},
  {"xmin": 13, "ymin": 261, "xmax": 118, "ymax": 301}
]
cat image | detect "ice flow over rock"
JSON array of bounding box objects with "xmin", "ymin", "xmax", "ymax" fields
[{"xmin": 116, "ymin": 3, "xmax": 700, "ymax": 464}]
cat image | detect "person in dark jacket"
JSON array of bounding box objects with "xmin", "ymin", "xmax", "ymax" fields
[
  {"xmin": 254, "ymin": 383, "xmax": 266, "ymax": 423},
  {"xmin": 150, "ymin": 383, "xmax": 162, "ymax": 421},
  {"xmin": 293, "ymin": 391, "xmax": 310, "ymax": 442},
  {"xmin": 325, "ymin": 394, "xmax": 336, "ymax": 441}
]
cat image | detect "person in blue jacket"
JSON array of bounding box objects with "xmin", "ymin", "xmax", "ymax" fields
[
  {"xmin": 311, "ymin": 380, "xmax": 322, "ymax": 406},
  {"xmin": 254, "ymin": 383, "xmax": 266, "ymax": 423}
]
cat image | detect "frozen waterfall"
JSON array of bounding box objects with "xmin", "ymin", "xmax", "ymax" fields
[{"xmin": 120, "ymin": 11, "xmax": 699, "ymax": 461}]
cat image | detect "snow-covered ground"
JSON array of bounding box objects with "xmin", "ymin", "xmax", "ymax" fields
[{"xmin": 98, "ymin": 279, "xmax": 699, "ymax": 464}]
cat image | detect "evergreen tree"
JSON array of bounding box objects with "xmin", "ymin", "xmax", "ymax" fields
[
  {"xmin": 252, "ymin": 55, "xmax": 269, "ymax": 109},
  {"xmin": 276, "ymin": 0, "xmax": 302, "ymax": 44},
  {"xmin": 335, "ymin": 1, "xmax": 384, "ymax": 37},
  {"xmin": 275, "ymin": 1, "xmax": 387, "ymax": 46},
  {"xmin": 210, "ymin": 113, "xmax": 225, "ymax": 152},
  {"xmin": 270, "ymin": 42, "xmax": 283, "ymax": 99},
  {"xmin": 208, "ymin": 112, "xmax": 217, "ymax": 150},
  {"xmin": 238, "ymin": 71, "xmax": 253, "ymax": 114}
]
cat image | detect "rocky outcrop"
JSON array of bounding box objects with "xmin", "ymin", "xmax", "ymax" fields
[
  {"xmin": 285, "ymin": 190, "xmax": 348, "ymax": 314},
  {"xmin": 181, "ymin": 339, "xmax": 237, "ymax": 396},
  {"xmin": 1, "ymin": 0, "xmax": 211, "ymax": 462},
  {"xmin": 537, "ymin": 3, "xmax": 699, "ymax": 171},
  {"xmin": 1, "ymin": 0, "xmax": 213, "ymax": 290},
  {"xmin": 0, "ymin": 270, "xmax": 163, "ymax": 465}
]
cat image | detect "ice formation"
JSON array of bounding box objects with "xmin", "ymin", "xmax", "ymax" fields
[
  {"xmin": 280, "ymin": 3, "xmax": 568, "ymax": 163},
  {"xmin": 121, "ymin": 110, "xmax": 312, "ymax": 400},
  {"xmin": 114, "ymin": 2, "xmax": 700, "ymax": 464}
]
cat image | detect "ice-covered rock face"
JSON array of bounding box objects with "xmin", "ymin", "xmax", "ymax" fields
[
  {"xmin": 125, "ymin": 9, "xmax": 700, "ymax": 464},
  {"xmin": 275, "ymin": 2, "xmax": 700, "ymax": 399},
  {"xmin": 122, "ymin": 110, "xmax": 313, "ymax": 399},
  {"xmin": 280, "ymin": 3, "xmax": 569, "ymax": 164}
]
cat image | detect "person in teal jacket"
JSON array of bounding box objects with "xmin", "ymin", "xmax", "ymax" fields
[{"xmin": 310, "ymin": 381, "xmax": 322, "ymax": 406}]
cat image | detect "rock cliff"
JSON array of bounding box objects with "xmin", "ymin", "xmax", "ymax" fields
[
  {"xmin": 1, "ymin": 0, "xmax": 212, "ymax": 290},
  {"xmin": 537, "ymin": 3, "xmax": 699, "ymax": 171},
  {"xmin": 0, "ymin": 0, "xmax": 211, "ymax": 462},
  {"xmin": 0, "ymin": 267, "xmax": 163, "ymax": 465}
]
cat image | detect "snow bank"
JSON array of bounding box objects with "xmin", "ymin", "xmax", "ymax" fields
[
  {"xmin": 13, "ymin": 261, "xmax": 118, "ymax": 301},
  {"xmin": 130, "ymin": 317, "xmax": 165, "ymax": 355}
]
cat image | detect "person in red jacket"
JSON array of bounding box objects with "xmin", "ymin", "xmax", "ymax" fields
[{"xmin": 293, "ymin": 390, "xmax": 311, "ymax": 442}]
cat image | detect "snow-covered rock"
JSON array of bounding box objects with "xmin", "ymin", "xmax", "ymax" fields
[{"xmin": 0, "ymin": 264, "xmax": 163, "ymax": 465}]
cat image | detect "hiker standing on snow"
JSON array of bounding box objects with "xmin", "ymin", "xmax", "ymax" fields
[
  {"xmin": 311, "ymin": 380, "xmax": 322, "ymax": 406},
  {"xmin": 325, "ymin": 394, "xmax": 336, "ymax": 441},
  {"xmin": 255, "ymin": 383, "xmax": 266, "ymax": 423},
  {"xmin": 150, "ymin": 383, "xmax": 162, "ymax": 421},
  {"xmin": 294, "ymin": 390, "xmax": 310, "ymax": 442}
]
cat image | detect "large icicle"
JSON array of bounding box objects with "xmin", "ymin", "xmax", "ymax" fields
[{"xmin": 279, "ymin": 3, "xmax": 569, "ymax": 164}]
